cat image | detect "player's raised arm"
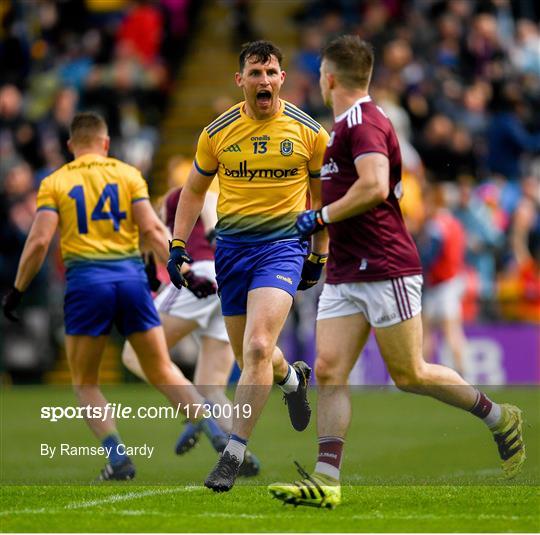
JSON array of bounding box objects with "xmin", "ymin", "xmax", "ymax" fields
[
  {"xmin": 295, "ymin": 153, "xmax": 390, "ymax": 239},
  {"xmin": 3, "ymin": 210, "xmax": 58, "ymax": 320},
  {"xmin": 326, "ymin": 153, "xmax": 390, "ymax": 222}
]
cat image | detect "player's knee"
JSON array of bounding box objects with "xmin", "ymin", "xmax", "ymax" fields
[
  {"xmin": 70, "ymin": 368, "xmax": 99, "ymax": 387},
  {"xmin": 144, "ymin": 361, "xmax": 175, "ymax": 385},
  {"xmin": 390, "ymin": 364, "xmax": 427, "ymax": 392},
  {"xmin": 245, "ymin": 336, "xmax": 273, "ymax": 363},
  {"xmin": 315, "ymin": 356, "xmax": 341, "ymax": 385}
]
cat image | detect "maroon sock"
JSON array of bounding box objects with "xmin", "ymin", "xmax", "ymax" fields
[
  {"xmin": 470, "ymin": 391, "xmax": 493, "ymax": 419},
  {"xmin": 317, "ymin": 436, "xmax": 344, "ymax": 469}
]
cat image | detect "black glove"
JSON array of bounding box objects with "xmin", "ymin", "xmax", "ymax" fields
[
  {"xmin": 205, "ymin": 229, "xmax": 216, "ymax": 246},
  {"xmin": 167, "ymin": 239, "xmax": 193, "ymax": 289},
  {"xmin": 2, "ymin": 286, "xmax": 23, "ymax": 322},
  {"xmin": 184, "ymin": 270, "xmax": 217, "ymax": 299},
  {"xmin": 143, "ymin": 252, "xmax": 161, "ymax": 292},
  {"xmin": 297, "ymin": 252, "xmax": 328, "ymax": 291}
]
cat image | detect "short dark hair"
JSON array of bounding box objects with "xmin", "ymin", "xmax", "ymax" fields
[
  {"xmin": 239, "ymin": 40, "xmax": 283, "ymax": 71},
  {"xmin": 69, "ymin": 112, "xmax": 107, "ymax": 146},
  {"xmin": 322, "ymin": 35, "xmax": 374, "ymax": 89}
]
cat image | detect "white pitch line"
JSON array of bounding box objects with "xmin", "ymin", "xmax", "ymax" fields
[
  {"xmin": 1, "ymin": 487, "xmax": 204, "ymax": 516},
  {"xmin": 65, "ymin": 486, "xmax": 202, "ymax": 509},
  {"xmin": 194, "ymin": 512, "xmax": 266, "ymax": 520}
]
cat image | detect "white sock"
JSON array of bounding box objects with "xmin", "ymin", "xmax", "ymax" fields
[
  {"xmin": 485, "ymin": 403, "xmax": 503, "ymax": 430},
  {"xmin": 223, "ymin": 436, "xmax": 246, "ymax": 461},
  {"xmin": 315, "ymin": 461, "xmax": 340, "ymax": 481},
  {"xmin": 278, "ymin": 364, "xmax": 299, "ymax": 394}
]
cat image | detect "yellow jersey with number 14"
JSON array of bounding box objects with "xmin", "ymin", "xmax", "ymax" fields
[
  {"xmin": 194, "ymin": 99, "xmax": 329, "ymax": 245},
  {"xmin": 36, "ymin": 154, "xmax": 149, "ymax": 267}
]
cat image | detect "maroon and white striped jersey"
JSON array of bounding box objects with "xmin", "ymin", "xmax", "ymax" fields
[{"xmin": 322, "ymin": 96, "xmax": 422, "ymax": 283}]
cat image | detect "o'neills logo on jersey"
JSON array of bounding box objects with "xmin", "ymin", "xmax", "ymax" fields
[{"xmin": 221, "ymin": 161, "xmax": 299, "ymax": 181}]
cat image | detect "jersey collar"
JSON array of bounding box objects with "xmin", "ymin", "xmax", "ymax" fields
[
  {"xmin": 240, "ymin": 99, "xmax": 284, "ymax": 122},
  {"xmin": 335, "ymin": 95, "xmax": 371, "ymax": 123}
]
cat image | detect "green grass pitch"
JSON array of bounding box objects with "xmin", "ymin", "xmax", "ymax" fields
[{"xmin": 1, "ymin": 385, "xmax": 539, "ymax": 532}]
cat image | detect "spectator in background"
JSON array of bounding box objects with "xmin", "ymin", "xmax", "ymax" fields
[
  {"xmin": 416, "ymin": 184, "xmax": 467, "ymax": 375},
  {"xmin": 0, "ymin": 3, "xmax": 31, "ymax": 88},
  {"xmin": 487, "ymin": 82, "xmax": 540, "ymax": 182},
  {"xmin": 228, "ymin": 0, "xmax": 257, "ymax": 50},
  {"xmin": 498, "ymin": 175, "xmax": 540, "ymax": 322},
  {"xmin": 295, "ymin": 26, "xmax": 323, "ymax": 82},
  {"xmin": 0, "ymin": 84, "xmax": 42, "ymax": 170},
  {"xmin": 509, "ymin": 175, "xmax": 540, "ymax": 267},
  {"xmin": 117, "ymin": 0, "xmax": 163, "ymax": 65},
  {"xmin": 38, "ymin": 86, "xmax": 78, "ymax": 164},
  {"xmin": 416, "ymin": 114, "xmax": 456, "ymax": 182},
  {"xmin": 510, "ymin": 19, "xmax": 540, "ymax": 77},
  {"xmin": 454, "ymin": 177, "xmax": 504, "ymax": 316}
]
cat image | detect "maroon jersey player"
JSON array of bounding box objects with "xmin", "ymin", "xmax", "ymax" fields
[
  {"xmin": 322, "ymin": 96, "xmax": 421, "ymax": 287},
  {"xmin": 269, "ymin": 35, "xmax": 524, "ymax": 509}
]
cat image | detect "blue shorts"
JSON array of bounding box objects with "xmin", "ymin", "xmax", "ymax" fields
[
  {"xmin": 64, "ymin": 260, "xmax": 161, "ymax": 336},
  {"xmin": 215, "ymin": 240, "xmax": 306, "ymax": 316}
]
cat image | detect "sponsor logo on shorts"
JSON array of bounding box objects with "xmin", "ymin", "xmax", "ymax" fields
[
  {"xmin": 376, "ymin": 313, "xmax": 397, "ymax": 324},
  {"xmin": 276, "ymin": 274, "xmax": 293, "ymax": 285},
  {"xmin": 359, "ymin": 258, "xmax": 368, "ymax": 271}
]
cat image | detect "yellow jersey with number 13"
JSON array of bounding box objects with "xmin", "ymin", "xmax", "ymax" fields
[
  {"xmin": 36, "ymin": 154, "xmax": 149, "ymax": 267},
  {"xmin": 194, "ymin": 99, "xmax": 329, "ymax": 245}
]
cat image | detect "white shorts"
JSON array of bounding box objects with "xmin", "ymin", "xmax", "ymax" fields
[
  {"xmin": 317, "ymin": 275, "xmax": 423, "ymax": 328},
  {"xmin": 423, "ymin": 274, "xmax": 464, "ymax": 321},
  {"xmin": 154, "ymin": 261, "xmax": 229, "ymax": 343}
]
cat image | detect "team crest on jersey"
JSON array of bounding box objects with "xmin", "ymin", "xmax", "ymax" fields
[{"xmin": 280, "ymin": 139, "xmax": 293, "ymax": 156}]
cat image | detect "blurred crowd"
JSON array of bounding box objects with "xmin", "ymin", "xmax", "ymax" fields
[
  {"xmin": 0, "ymin": 0, "xmax": 195, "ymax": 381},
  {"xmin": 286, "ymin": 0, "xmax": 539, "ymax": 324}
]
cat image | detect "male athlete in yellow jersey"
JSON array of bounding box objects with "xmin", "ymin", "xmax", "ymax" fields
[
  {"xmin": 2, "ymin": 112, "xmax": 231, "ymax": 480},
  {"xmin": 167, "ymin": 41, "xmax": 330, "ymax": 492}
]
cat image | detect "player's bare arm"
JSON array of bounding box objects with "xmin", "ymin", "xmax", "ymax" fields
[
  {"xmin": 200, "ymin": 190, "xmax": 219, "ymax": 234},
  {"xmin": 3, "ymin": 210, "xmax": 59, "ymax": 321},
  {"xmin": 295, "ymin": 153, "xmax": 389, "ymax": 238},
  {"xmin": 308, "ymin": 177, "xmax": 329, "ymax": 254},
  {"xmin": 326, "ymin": 153, "xmax": 389, "ymax": 222},
  {"xmin": 168, "ymin": 167, "xmax": 214, "ymax": 289},
  {"xmin": 132, "ymin": 200, "xmax": 170, "ymax": 264},
  {"xmin": 173, "ymin": 166, "xmax": 214, "ymax": 241},
  {"xmin": 14, "ymin": 210, "xmax": 59, "ymax": 291},
  {"xmin": 296, "ymin": 178, "xmax": 330, "ymax": 291}
]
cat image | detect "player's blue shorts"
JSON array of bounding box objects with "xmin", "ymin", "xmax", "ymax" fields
[
  {"xmin": 64, "ymin": 259, "xmax": 161, "ymax": 336},
  {"xmin": 215, "ymin": 239, "xmax": 306, "ymax": 316}
]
